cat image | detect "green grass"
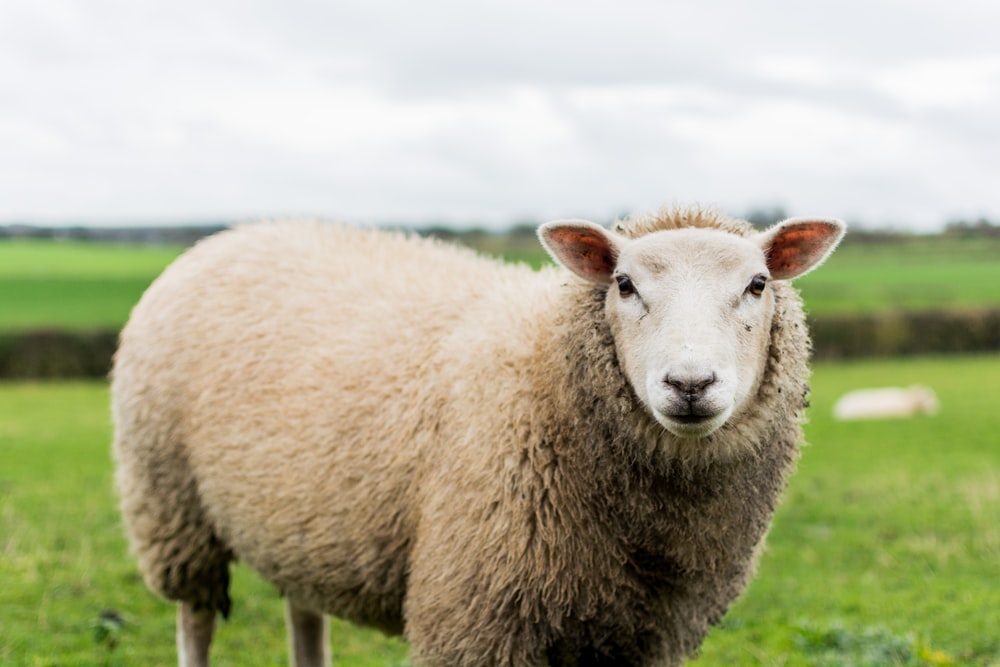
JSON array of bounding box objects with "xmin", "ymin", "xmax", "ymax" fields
[
  {"xmin": 0, "ymin": 240, "xmax": 183, "ymax": 332},
  {"xmin": 794, "ymin": 236, "xmax": 1000, "ymax": 315},
  {"xmin": 3, "ymin": 234, "xmax": 1000, "ymax": 332},
  {"xmin": 692, "ymin": 354, "xmax": 1000, "ymax": 666},
  {"xmin": 0, "ymin": 278, "xmax": 163, "ymax": 331},
  {"xmin": 2, "ymin": 355, "xmax": 999, "ymax": 665},
  {"xmin": 0, "ymin": 239, "xmax": 183, "ymax": 280}
]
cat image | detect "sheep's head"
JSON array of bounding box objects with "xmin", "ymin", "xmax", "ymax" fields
[{"xmin": 539, "ymin": 216, "xmax": 845, "ymax": 438}]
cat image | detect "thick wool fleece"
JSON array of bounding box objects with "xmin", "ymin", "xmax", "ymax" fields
[{"xmin": 112, "ymin": 208, "xmax": 813, "ymax": 667}]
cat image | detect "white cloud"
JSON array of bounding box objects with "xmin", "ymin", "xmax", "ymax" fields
[
  {"xmin": 2, "ymin": 0, "xmax": 1000, "ymax": 229},
  {"xmin": 871, "ymin": 56, "xmax": 1000, "ymax": 112},
  {"xmin": 669, "ymin": 99, "xmax": 912, "ymax": 167}
]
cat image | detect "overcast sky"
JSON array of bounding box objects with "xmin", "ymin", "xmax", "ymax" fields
[{"xmin": 3, "ymin": 0, "xmax": 1000, "ymax": 230}]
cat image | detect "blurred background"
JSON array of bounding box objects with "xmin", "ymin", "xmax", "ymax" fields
[{"xmin": 2, "ymin": 2, "xmax": 999, "ymax": 666}]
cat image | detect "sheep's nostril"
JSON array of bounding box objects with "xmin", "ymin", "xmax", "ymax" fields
[{"xmin": 664, "ymin": 373, "xmax": 717, "ymax": 400}]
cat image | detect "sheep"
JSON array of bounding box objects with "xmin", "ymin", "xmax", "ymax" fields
[
  {"xmin": 111, "ymin": 206, "xmax": 845, "ymax": 667},
  {"xmin": 833, "ymin": 385, "xmax": 939, "ymax": 421}
]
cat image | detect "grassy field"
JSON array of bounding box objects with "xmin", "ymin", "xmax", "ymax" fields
[
  {"xmin": 0, "ymin": 239, "xmax": 183, "ymax": 331},
  {"xmin": 792, "ymin": 236, "xmax": 1000, "ymax": 315},
  {"xmin": 2, "ymin": 355, "xmax": 998, "ymax": 665},
  {"xmin": 2, "ymin": 233, "xmax": 1000, "ymax": 331}
]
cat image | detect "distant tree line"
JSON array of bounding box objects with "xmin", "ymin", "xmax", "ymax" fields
[
  {"xmin": 0, "ymin": 223, "xmax": 228, "ymax": 245},
  {"xmin": 943, "ymin": 217, "xmax": 1000, "ymax": 238},
  {"xmin": 3, "ymin": 211, "xmax": 999, "ymax": 247}
]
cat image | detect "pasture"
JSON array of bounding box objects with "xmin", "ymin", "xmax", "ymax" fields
[
  {"xmin": 2, "ymin": 228, "xmax": 999, "ymax": 664},
  {"xmin": 3, "ymin": 232, "xmax": 1000, "ymax": 330},
  {"xmin": 2, "ymin": 355, "xmax": 998, "ymax": 665},
  {"xmin": 0, "ymin": 239, "xmax": 183, "ymax": 331}
]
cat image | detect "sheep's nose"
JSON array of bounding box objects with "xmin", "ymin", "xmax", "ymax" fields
[{"xmin": 664, "ymin": 372, "xmax": 717, "ymax": 402}]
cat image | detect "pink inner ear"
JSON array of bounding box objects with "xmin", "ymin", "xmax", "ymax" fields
[
  {"xmin": 767, "ymin": 222, "xmax": 836, "ymax": 277},
  {"xmin": 550, "ymin": 228, "xmax": 616, "ymax": 276}
]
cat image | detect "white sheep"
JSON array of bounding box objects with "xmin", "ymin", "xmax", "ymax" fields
[
  {"xmin": 111, "ymin": 207, "xmax": 845, "ymax": 667},
  {"xmin": 833, "ymin": 385, "xmax": 939, "ymax": 420}
]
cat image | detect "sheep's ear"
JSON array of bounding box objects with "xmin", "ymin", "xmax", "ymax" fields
[
  {"xmin": 538, "ymin": 220, "xmax": 623, "ymax": 283},
  {"xmin": 757, "ymin": 217, "xmax": 846, "ymax": 280}
]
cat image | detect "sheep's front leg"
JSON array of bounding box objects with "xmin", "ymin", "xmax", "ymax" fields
[
  {"xmin": 177, "ymin": 602, "xmax": 216, "ymax": 667},
  {"xmin": 285, "ymin": 600, "xmax": 330, "ymax": 667}
]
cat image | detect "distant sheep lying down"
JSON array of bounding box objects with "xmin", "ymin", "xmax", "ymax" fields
[
  {"xmin": 833, "ymin": 385, "xmax": 939, "ymax": 421},
  {"xmin": 112, "ymin": 207, "xmax": 845, "ymax": 667}
]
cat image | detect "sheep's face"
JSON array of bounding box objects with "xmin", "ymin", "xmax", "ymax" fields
[
  {"xmin": 540, "ymin": 216, "xmax": 845, "ymax": 439},
  {"xmin": 604, "ymin": 229, "xmax": 776, "ymax": 437}
]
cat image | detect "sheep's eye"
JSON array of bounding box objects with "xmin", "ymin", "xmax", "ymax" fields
[
  {"xmin": 747, "ymin": 274, "xmax": 768, "ymax": 297},
  {"xmin": 616, "ymin": 274, "xmax": 636, "ymax": 297}
]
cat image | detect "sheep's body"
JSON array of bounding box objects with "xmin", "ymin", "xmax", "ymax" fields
[
  {"xmin": 833, "ymin": 385, "xmax": 939, "ymax": 420},
  {"xmin": 112, "ymin": 209, "xmax": 843, "ymax": 666}
]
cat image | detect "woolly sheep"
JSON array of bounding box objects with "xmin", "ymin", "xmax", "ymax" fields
[
  {"xmin": 111, "ymin": 207, "xmax": 845, "ymax": 667},
  {"xmin": 833, "ymin": 385, "xmax": 939, "ymax": 420}
]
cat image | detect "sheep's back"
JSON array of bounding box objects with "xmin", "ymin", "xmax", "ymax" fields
[{"xmin": 112, "ymin": 221, "xmax": 542, "ymax": 626}]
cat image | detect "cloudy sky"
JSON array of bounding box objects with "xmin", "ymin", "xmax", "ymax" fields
[{"xmin": 3, "ymin": 0, "xmax": 1000, "ymax": 230}]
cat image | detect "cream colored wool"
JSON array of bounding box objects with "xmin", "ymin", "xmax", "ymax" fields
[{"xmin": 112, "ymin": 208, "xmax": 838, "ymax": 666}]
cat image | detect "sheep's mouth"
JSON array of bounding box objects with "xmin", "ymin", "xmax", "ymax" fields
[
  {"xmin": 671, "ymin": 414, "xmax": 710, "ymax": 425},
  {"xmin": 665, "ymin": 402, "xmax": 723, "ymax": 425},
  {"xmin": 655, "ymin": 405, "xmax": 732, "ymax": 438}
]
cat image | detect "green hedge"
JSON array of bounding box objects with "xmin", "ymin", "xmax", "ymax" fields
[
  {"xmin": 2, "ymin": 309, "xmax": 999, "ymax": 378},
  {"xmin": 809, "ymin": 308, "xmax": 1000, "ymax": 359},
  {"xmin": 0, "ymin": 330, "xmax": 119, "ymax": 379}
]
